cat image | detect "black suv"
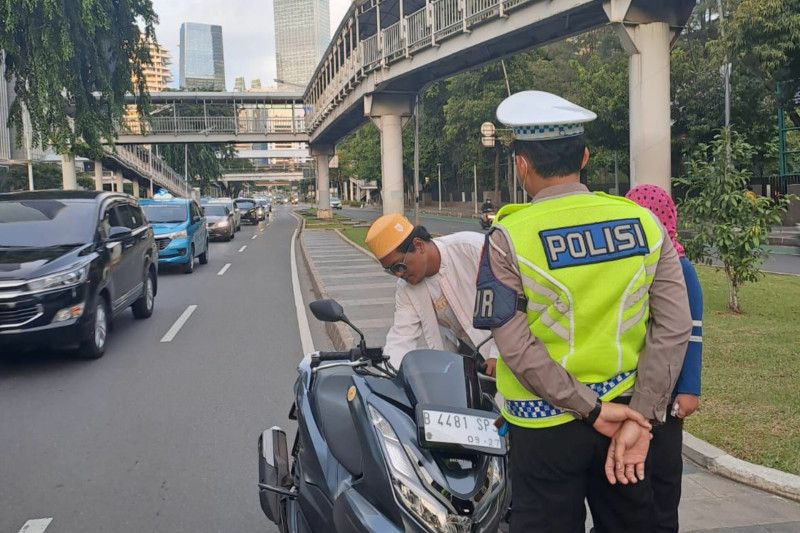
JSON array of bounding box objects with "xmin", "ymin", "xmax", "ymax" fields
[
  {"xmin": 235, "ymin": 198, "xmax": 259, "ymax": 224},
  {"xmin": 0, "ymin": 191, "xmax": 158, "ymax": 358}
]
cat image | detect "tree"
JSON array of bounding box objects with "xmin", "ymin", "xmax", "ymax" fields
[
  {"xmin": 725, "ymin": 0, "xmax": 800, "ymax": 125},
  {"xmin": 675, "ymin": 129, "xmax": 795, "ymax": 313},
  {"xmin": 0, "ymin": 0, "xmax": 158, "ymax": 159},
  {"xmin": 337, "ymin": 123, "xmax": 382, "ymax": 185}
]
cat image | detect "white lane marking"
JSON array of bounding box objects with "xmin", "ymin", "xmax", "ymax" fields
[
  {"xmin": 160, "ymin": 305, "xmax": 198, "ymax": 343},
  {"xmin": 238, "ymin": 245, "xmax": 247, "ymax": 253},
  {"xmin": 18, "ymin": 518, "xmax": 53, "ymax": 533},
  {"xmin": 217, "ymin": 263, "xmax": 231, "ymax": 276},
  {"xmin": 251, "ymin": 235, "xmax": 258, "ymax": 240},
  {"xmin": 290, "ymin": 216, "xmax": 315, "ymax": 354}
]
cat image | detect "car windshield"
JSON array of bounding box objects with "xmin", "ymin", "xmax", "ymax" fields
[
  {"xmin": 203, "ymin": 205, "xmax": 228, "ymax": 217},
  {"xmin": 0, "ymin": 199, "xmax": 97, "ymax": 248},
  {"xmin": 236, "ymin": 201, "xmax": 255, "ymax": 209},
  {"xmin": 142, "ymin": 204, "xmax": 187, "ymax": 224}
]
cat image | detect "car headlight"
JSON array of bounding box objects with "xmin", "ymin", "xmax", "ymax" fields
[
  {"xmin": 368, "ymin": 406, "xmax": 472, "ymax": 533},
  {"xmin": 215, "ymin": 219, "xmax": 229, "ymax": 228},
  {"xmin": 27, "ymin": 263, "xmax": 90, "ymax": 293},
  {"xmin": 168, "ymin": 230, "xmax": 188, "ymax": 239}
]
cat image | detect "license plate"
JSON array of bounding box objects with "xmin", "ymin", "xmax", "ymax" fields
[{"xmin": 420, "ymin": 409, "xmax": 503, "ymax": 452}]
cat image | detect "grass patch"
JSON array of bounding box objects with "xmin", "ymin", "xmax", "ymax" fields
[
  {"xmin": 340, "ymin": 227, "xmax": 369, "ymax": 250},
  {"xmin": 685, "ymin": 266, "xmax": 800, "ymax": 474}
]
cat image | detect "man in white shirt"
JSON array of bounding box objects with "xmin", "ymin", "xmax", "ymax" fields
[{"xmin": 365, "ymin": 214, "xmax": 499, "ymax": 372}]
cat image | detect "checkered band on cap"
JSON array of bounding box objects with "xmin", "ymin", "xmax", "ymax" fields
[
  {"xmin": 505, "ymin": 370, "xmax": 636, "ymax": 419},
  {"xmin": 512, "ymin": 123, "xmax": 584, "ymax": 141}
]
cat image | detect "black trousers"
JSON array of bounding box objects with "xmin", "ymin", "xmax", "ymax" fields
[
  {"xmin": 648, "ymin": 413, "xmax": 684, "ymax": 533},
  {"xmin": 509, "ymin": 420, "xmax": 656, "ymax": 533}
]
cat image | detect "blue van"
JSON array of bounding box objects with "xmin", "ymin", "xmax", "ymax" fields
[{"xmin": 140, "ymin": 197, "xmax": 209, "ymax": 274}]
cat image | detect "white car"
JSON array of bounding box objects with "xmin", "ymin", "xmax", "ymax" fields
[{"xmin": 330, "ymin": 197, "xmax": 342, "ymax": 209}]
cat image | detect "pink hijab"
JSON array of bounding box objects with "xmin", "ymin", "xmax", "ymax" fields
[{"xmin": 625, "ymin": 184, "xmax": 685, "ymax": 258}]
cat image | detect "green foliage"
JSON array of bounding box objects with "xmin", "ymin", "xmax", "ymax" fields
[
  {"xmin": 337, "ymin": 123, "xmax": 382, "ymax": 183},
  {"xmin": 0, "ymin": 0, "xmax": 158, "ymax": 158},
  {"xmin": 156, "ymin": 143, "xmax": 236, "ymax": 195},
  {"xmin": 675, "ymin": 129, "xmax": 795, "ymax": 312},
  {"xmin": 0, "ymin": 163, "xmax": 63, "ymax": 192}
]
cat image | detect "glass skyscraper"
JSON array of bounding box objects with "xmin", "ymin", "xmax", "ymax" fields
[
  {"xmin": 273, "ymin": 0, "xmax": 330, "ymax": 88},
  {"xmin": 179, "ymin": 22, "xmax": 226, "ymax": 91}
]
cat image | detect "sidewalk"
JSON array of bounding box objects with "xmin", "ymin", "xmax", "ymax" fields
[{"xmin": 299, "ymin": 227, "xmax": 800, "ymax": 532}]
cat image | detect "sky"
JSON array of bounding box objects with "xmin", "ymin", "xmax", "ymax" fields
[{"xmin": 150, "ymin": 0, "xmax": 351, "ymax": 90}]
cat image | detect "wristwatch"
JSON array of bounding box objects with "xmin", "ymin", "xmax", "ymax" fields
[{"xmin": 583, "ymin": 399, "xmax": 602, "ymax": 426}]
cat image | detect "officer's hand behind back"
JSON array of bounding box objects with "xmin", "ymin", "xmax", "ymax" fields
[{"xmin": 592, "ymin": 402, "xmax": 651, "ymax": 438}]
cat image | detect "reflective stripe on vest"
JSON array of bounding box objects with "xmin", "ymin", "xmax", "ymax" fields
[{"xmin": 494, "ymin": 192, "xmax": 664, "ymax": 429}]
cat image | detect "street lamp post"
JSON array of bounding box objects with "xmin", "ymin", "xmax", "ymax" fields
[{"xmin": 437, "ymin": 163, "xmax": 442, "ymax": 211}]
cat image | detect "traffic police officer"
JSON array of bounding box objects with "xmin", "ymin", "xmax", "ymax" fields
[{"xmin": 473, "ymin": 91, "xmax": 693, "ymax": 533}]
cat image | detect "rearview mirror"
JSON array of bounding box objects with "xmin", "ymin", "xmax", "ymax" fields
[
  {"xmin": 309, "ymin": 299, "xmax": 346, "ymax": 323},
  {"xmin": 108, "ymin": 226, "xmax": 132, "ymax": 241}
]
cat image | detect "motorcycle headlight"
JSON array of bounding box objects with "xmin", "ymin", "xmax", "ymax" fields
[
  {"xmin": 168, "ymin": 230, "xmax": 188, "ymax": 239},
  {"xmin": 368, "ymin": 406, "xmax": 472, "ymax": 533},
  {"xmin": 27, "ymin": 263, "xmax": 90, "ymax": 293}
]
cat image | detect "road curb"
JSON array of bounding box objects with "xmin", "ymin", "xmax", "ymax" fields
[
  {"xmin": 292, "ymin": 213, "xmax": 355, "ymax": 351},
  {"xmin": 682, "ymin": 431, "xmax": 800, "ymax": 502}
]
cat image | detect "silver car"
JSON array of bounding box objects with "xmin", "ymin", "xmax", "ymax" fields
[{"xmin": 203, "ymin": 198, "xmax": 241, "ymax": 232}]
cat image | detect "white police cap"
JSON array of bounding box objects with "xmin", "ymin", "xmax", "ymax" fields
[{"xmin": 496, "ymin": 90, "xmax": 597, "ymax": 141}]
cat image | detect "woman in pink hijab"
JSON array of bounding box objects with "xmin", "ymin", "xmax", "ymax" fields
[{"xmin": 625, "ymin": 184, "xmax": 703, "ymax": 533}]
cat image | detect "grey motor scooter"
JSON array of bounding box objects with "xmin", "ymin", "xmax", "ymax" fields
[{"xmin": 258, "ymin": 299, "xmax": 510, "ymax": 532}]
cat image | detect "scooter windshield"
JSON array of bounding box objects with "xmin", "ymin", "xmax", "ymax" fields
[{"xmin": 398, "ymin": 350, "xmax": 482, "ymax": 410}]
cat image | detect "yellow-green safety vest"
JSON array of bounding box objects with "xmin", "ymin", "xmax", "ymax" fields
[{"xmin": 494, "ymin": 192, "xmax": 664, "ymax": 429}]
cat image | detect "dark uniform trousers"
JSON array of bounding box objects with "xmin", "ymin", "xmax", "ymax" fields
[
  {"xmin": 648, "ymin": 413, "xmax": 684, "ymax": 533},
  {"xmin": 509, "ymin": 418, "xmax": 656, "ymax": 533}
]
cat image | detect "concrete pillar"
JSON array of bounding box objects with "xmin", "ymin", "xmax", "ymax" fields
[
  {"xmin": 618, "ymin": 22, "xmax": 672, "ymax": 193},
  {"xmin": 132, "ymin": 179, "xmax": 140, "ymax": 198},
  {"xmin": 61, "ymin": 153, "xmax": 78, "ymax": 190},
  {"xmin": 377, "ymin": 114, "xmax": 404, "ymax": 215},
  {"xmin": 311, "ymin": 145, "xmax": 334, "ymax": 219},
  {"xmin": 94, "ymin": 161, "xmax": 104, "ymax": 191},
  {"xmin": 150, "ymin": 179, "xmax": 154, "ymax": 198},
  {"xmin": 114, "ymin": 171, "xmax": 124, "ymax": 193},
  {"xmin": 365, "ymin": 93, "xmax": 413, "ymax": 216}
]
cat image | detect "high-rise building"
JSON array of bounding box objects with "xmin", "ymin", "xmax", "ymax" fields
[
  {"xmin": 250, "ymin": 79, "xmax": 262, "ymax": 91},
  {"xmin": 138, "ymin": 39, "xmax": 173, "ymax": 93},
  {"xmin": 273, "ymin": 0, "xmax": 330, "ymax": 88},
  {"xmin": 234, "ymin": 76, "xmax": 246, "ymax": 92},
  {"xmin": 179, "ymin": 22, "xmax": 226, "ymax": 91}
]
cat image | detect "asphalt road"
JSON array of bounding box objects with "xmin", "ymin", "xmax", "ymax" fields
[
  {"xmin": 0, "ymin": 207, "xmax": 303, "ymax": 532},
  {"xmin": 338, "ymin": 206, "xmax": 800, "ymax": 275}
]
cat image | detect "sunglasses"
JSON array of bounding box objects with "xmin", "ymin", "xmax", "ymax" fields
[{"xmin": 383, "ymin": 250, "xmax": 410, "ymax": 276}]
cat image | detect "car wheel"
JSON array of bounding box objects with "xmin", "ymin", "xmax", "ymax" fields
[
  {"xmin": 184, "ymin": 245, "xmax": 195, "ymax": 274},
  {"xmin": 78, "ymin": 296, "xmax": 109, "ymax": 359},
  {"xmin": 236, "ymin": 224, "xmax": 241, "ymax": 232},
  {"xmin": 199, "ymin": 241, "xmax": 209, "ymax": 265},
  {"xmin": 132, "ymin": 269, "xmax": 155, "ymax": 319},
  {"xmin": 228, "ymin": 227, "xmax": 235, "ymax": 241}
]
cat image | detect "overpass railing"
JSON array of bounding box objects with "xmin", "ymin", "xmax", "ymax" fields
[
  {"xmin": 307, "ymin": 0, "xmax": 537, "ymax": 131},
  {"xmin": 112, "ymin": 145, "xmax": 190, "ymax": 197},
  {"xmin": 120, "ymin": 116, "xmax": 307, "ymax": 138}
]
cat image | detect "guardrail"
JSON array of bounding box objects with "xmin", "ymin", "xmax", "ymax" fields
[
  {"xmin": 307, "ymin": 0, "xmax": 538, "ymax": 130},
  {"xmin": 120, "ymin": 116, "xmax": 308, "ymax": 137}
]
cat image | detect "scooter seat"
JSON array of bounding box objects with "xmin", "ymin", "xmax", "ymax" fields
[{"xmin": 312, "ymin": 369, "xmax": 363, "ymax": 477}]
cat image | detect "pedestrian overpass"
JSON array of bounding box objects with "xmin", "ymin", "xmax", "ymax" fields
[
  {"xmin": 304, "ymin": 0, "xmax": 696, "ymax": 215},
  {"xmin": 118, "ymin": 92, "xmax": 310, "ymax": 145}
]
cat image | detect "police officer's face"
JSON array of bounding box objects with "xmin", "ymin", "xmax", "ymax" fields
[{"xmin": 380, "ymin": 239, "xmax": 426, "ymax": 285}]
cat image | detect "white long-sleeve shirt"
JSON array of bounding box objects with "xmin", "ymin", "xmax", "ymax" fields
[{"xmin": 383, "ymin": 232, "xmax": 499, "ymax": 366}]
